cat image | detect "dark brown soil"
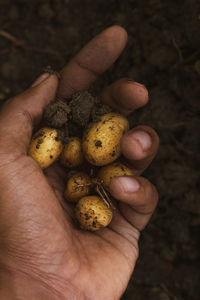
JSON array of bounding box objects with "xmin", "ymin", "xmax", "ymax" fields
[
  {"xmin": 43, "ymin": 99, "xmax": 70, "ymax": 128},
  {"xmin": 0, "ymin": 1, "xmax": 199, "ymax": 299},
  {"xmin": 43, "ymin": 92, "xmax": 112, "ymax": 141}
]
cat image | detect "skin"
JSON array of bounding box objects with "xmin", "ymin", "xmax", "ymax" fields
[{"xmin": 0, "ymin": 26, "xmax": 159, "ymax": 300}]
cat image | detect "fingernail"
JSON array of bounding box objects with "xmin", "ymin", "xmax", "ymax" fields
[
  {"xmin": 131, "ymin": 130, "xmax": 152, "ymax": 151},
  {"xmin": 31, "ymin": 73, "xmax": 50, "ymax": 87},
  {"xmin": 116, "ymin": 177, "xmax": 140, "ymax": 193}
]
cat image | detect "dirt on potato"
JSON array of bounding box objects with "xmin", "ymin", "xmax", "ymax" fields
[{"xmin": 0, "ymin": 1, "xmax": 199, "ymax": 299}]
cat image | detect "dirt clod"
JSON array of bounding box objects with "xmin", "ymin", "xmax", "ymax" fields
[
  {"xmin": 68, "ymin": 91, "xmax": 94, "ymax": 127},
  {"xmin": 43, "ymin": 100, "xmax": 70, "ymax": 128}
]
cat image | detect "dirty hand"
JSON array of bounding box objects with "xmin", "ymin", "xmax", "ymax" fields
[{"xmin": 0, "ymin": 26, "xmax": 159, "ymax": 300}]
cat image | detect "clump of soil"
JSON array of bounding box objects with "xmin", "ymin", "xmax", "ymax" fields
[
  {"xmin": 43, "ymin": 100, "xmax": 70, "ymax": 127},
  {"xmin": 43, "ymin": 91, "xmax": 114, "ymax": 141},
  {"xmin": 69, "ymin": 91, "xmax": 95, "ymax": 127}
]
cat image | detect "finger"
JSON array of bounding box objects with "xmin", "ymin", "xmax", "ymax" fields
[
  {"xmin": 57, "ymin": 25, "xmax": 128, "ymax": 98},
  {"xmin": 0, "ymin": 73, "xmax": 58, "ymax": 155},
  {"xmin": 121, "ymin": 126, "xmax": 159, "ymax": 175},
  {"xmin": 108, "ymin": 208, "xmax": 140, "ymax": 248},
  {"xmin": 109, "ymin": 175, "xmax": 158, "ymax": 231},
  {"xmin": 97, "ymin": 209, "xmax": 139, "ymax": 261},
  {"xmin": 98, "ymin": 78, "xmax": 149, "ymax": 115}
]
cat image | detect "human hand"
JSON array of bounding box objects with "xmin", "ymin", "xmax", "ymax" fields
[{"xmin": 0, "ymin": 26, "xmax": 159, "ymax": 300}]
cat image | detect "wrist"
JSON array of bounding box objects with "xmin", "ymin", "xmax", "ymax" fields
[
  {"xmin": 0, "ymin": 263, "xmax": 47, "ymax": 299},
  {"xmin": 0, "ymin": 260, "xmax": 68, "ymax": 300}
]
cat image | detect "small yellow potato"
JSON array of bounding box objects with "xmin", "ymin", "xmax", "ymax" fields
[
  {"xmin": 60, "ymin": 137, "xmax": 84, "ymax": 168},
  {"xmin": 75, "ymin": 195, "xmax": 113, "ymax": 231},
  {"xmin": 98, "ymin": 162, "xmax": 134, "ymax": 190},
  {"xmin": 28, "ymin": 127, "xmax": 63, "ymax": 169},
  {"xmin": 100, "ymin": 112, "xmax": 129, "ymax": 132},
  {"xmin": 83, "ymin": 113, "xmax": 128, "ymax": 166},
  {"xmin": 64, "ymin": 172, "xmax": 92, "ymax": 202}
]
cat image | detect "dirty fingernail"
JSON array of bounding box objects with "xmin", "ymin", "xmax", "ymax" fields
[
  {"xmin": 111, "ymin": 176, "xmax": 140, "ymax": 193},
  {"xmin": 131, "ymin": 130, "xmax": 152, "ymax": 151},
  {"xmin": 31, "ymin": 73, "xmax": 50, "ymax": 87}
]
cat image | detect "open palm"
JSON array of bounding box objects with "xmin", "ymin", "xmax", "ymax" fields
[{"xmin": 0, "ymin": 26, "xmax": 159, "ymax": 300}]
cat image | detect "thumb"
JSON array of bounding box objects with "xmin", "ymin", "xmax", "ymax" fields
[{"xmin": 0, "ymin": 73, "xmax": 58, "ymax": 156}]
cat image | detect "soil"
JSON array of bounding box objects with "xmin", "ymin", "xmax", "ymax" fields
[
  {"xmin": 43, "ymin": 92, "xmax": 112, "ymax": 141},
  {"xmin": 0, "ymin": 1, "xmax": 200, "ymax": 299}
]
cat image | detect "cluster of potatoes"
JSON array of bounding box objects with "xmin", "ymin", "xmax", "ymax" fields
[{"xmin": 28, "ymin": 112, "xmax": 133, "ymax": 231}]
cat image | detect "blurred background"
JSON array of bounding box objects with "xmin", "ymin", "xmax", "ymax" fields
[{"xmin": 0, "ymin": 1, "xmax": 199, "ymax": 299}]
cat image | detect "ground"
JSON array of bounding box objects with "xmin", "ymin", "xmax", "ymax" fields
[{"xmin": 0, "ymin": 1, "xmax": 200, "ymax": 299}]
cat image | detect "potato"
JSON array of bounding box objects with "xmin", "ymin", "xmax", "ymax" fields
[
  {"xmin": 60, "ymin": 137, "xmax": 84, "ymax": 168},
  {"xmin": 75, "ymin": 195, "xmax": 113, "ymax": 231},
  {"xmin": 28, "ymin": 127, "xmax": 63, "ymax": 169},
  {"xmin": 99, "ymin": 112, "xmax": 129, "ymax": 132},
  {"xmin": 64, "ymin": 172, "xmax": 92, "ymax": 202},
  {"xmin": 82, "ymin": 113, "xmax": 128, "ymax": 166},
  {"xmin": 98, "ymin": 162, "xmax": 133, "ymax": 190}
]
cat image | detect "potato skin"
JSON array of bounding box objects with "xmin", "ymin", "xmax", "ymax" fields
[
  {"xmin": 83, "ymin": 116, "xmax": 125, "ymax": 166},
  {"xmin": 28, "ymin": 127, "xmax": 63, "ymax": 169},
  {"xmin": 64, "ymin": 172, "xmax": 91, "ymax": 202},
  {"xmin": 99, "ymin": 112, "xmax": 129, "ymax": 132},
  {"xmin": 60, "ymin": 137, "xmax": 84, "ymax": 168},
  {"xmin": 98, "ymin": 162, "xmax": 133, "ymax": 190},
  {"xmin": 75, "ymin": 195, "xmax": 113, "ymax": 231}
]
